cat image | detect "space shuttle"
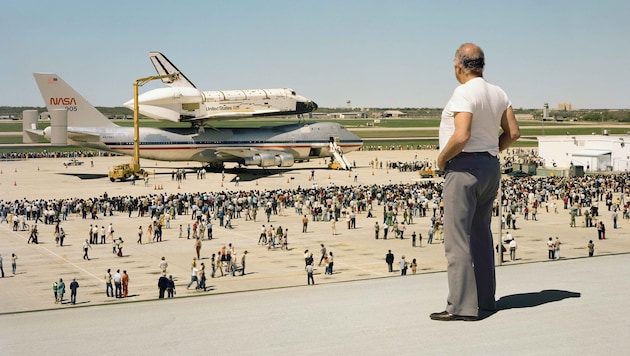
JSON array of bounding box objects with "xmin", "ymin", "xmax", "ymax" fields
[
  {"xmin": 29, "ymin": 73, "xmax": 361, "ymax": 170},
  {"xmin": 123, "ymin": 52, "xmax": 318, "ymax": 123}
]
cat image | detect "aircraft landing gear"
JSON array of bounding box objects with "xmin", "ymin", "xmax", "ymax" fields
[{"xmin": 203, "ymin": 163, "xmax": 225, "ymax": 172}]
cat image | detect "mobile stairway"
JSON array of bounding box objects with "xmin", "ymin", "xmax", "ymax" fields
[{"xmin": 329, "ymin": 137, "xmax": 351, "ymax": 170}]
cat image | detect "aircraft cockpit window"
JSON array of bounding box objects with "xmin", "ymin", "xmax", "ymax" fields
[{"xmin": 291, "ymin": 90, "xmax": 296, "ymax": 96}]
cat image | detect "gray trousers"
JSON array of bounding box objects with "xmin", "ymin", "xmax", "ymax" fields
[{"xmin": 443, "ymin": 154, "xmax": 499, "ymax": 316}]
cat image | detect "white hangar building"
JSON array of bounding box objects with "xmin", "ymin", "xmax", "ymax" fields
[{"xmin": 538, "ymin": 134, "xmax": 630, "ymax": 172}]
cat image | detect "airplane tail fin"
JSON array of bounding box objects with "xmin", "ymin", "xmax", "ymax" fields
[
  {"xmin": 33, "ymin": 73, "xmax": 117, "ymax": 128},
  {"xmin": 148, "ymin": 52, "xmax": 196, "ymax": 88}
]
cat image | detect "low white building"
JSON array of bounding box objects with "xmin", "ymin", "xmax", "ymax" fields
[{"xmin": 538, "ymin": 134, "xmax": 630, "ymax": 172}]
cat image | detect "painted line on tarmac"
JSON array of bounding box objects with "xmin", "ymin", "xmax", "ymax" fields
[{"xmin": 2, "ymin": 223, "xmax": 102, "ymax": 283}]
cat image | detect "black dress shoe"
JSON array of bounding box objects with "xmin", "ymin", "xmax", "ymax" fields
[{"xmin": 430, "ymin": 311, "xmax": 477, "ymax": 321}]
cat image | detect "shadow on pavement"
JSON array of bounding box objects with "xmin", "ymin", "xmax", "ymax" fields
[
  {"xmin": 498, "ymin": 289, "xmax": 581, "ymax": 310},
  {"xmin": 61, "ymin": 173, "xmax": 108, "ymax": 180},
  {"xmin": 478, "ymin": 289, "xmax": 581, "ymax": 321}
]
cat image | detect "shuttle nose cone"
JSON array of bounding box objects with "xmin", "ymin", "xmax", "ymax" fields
[{"xmin": 296, "ymin": 100, "xmax": 318, "ymax": 114}]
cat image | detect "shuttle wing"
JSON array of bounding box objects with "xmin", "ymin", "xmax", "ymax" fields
[
  {"xmin": 134, "ymin": 105, "xmax": 281, "ymax": 123},
  {"xmin": 187, "ymin": 108, "xmax": 281, "ymax": 121}
]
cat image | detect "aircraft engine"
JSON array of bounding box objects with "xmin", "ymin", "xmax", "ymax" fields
[
  {"xmin": 243, "ymin": 152, "xmax": 295, "ymax": 167},
  {"xmin": 274, "ymin": 152, "xmax": 295, "ymax": 167}
]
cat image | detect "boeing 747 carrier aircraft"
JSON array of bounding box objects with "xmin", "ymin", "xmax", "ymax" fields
[
  {"xmin": 123, "ymin": 52, "xmax": 318, "ymax": 123},
  {"xmin": 28, "ymin": 73, "xmax": 361, "ymax": 169}
]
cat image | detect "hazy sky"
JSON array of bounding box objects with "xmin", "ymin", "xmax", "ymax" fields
[{"xmin": 2, "ymin": 0, "xmax": 629, "ymax": 109}]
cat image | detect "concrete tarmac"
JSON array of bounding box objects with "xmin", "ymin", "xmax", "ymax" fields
[
  {"xmin": 1, "ymin": 150, "xmax": 629, "ymax": 354},
  {"xmin": 1, "ymin": 255, "xmax": 628, "ymax": 355}
]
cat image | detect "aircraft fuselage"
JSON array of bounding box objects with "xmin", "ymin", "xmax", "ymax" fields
[{"xmin": 48, "ymin": 122, "xmax": 362, "ymax": 166}]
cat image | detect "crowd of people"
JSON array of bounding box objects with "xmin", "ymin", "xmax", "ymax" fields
[
  {"xmin": 360, "ymin": 144, "xmax": 438, "ymax": 152},
  {"xmin": 4, "ymin": 171, "xmax": 628, "ymax": 252},
  {"xmin": 0, "ymin": 150, "xmax": 119, "ymax": 161},
  {"xmin": 3, "ymin": 163, "xmax": 628, "ymax": 306}
]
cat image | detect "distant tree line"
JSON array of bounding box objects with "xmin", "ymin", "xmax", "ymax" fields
[{"xmin": 579, "ymin": 111, "xmax": 630, "ymax": 123}]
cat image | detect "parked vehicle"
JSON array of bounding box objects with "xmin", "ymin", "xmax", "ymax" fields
[{"xmin": 63, "ymin": 158, "xmax": 84, "ymax": 166}]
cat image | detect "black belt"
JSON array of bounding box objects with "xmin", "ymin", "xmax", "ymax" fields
[{"xmin": 455, "ymin": 151, "xmax": 495, "ymax": 158}]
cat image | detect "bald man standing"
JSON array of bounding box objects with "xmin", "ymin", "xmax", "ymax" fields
[{"xmin": 430, "ymin": 43, "xmax": 520, "ymax": 321}]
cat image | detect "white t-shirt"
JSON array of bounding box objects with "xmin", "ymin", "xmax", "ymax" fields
[{"xmin": 439, "ymin": 77, "xmax": 511, "ymax": 156}]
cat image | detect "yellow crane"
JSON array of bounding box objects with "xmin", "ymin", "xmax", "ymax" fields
[{"xmin": 108, "ymin": 73, "xmax": 179, "ymax": 182}]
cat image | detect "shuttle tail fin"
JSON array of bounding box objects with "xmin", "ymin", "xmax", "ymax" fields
[
  {"xmin": 33, "ymin": 73, "xmax": 117, "ymax": 128},
  {"xmin": 148, "ymin": 52, "xmax": 196, "ymax": 88}
]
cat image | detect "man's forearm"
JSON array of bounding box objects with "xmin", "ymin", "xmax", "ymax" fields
[{"xmin": 498, "ymin": 131, "xmax": 519, "ymax": 152}]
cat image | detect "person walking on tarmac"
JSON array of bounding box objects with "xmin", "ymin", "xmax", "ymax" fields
[{"xmin": 82, "ymin": 239, "xmax": 92, "ymax": 260}]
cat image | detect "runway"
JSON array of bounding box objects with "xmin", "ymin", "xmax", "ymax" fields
[{"xmin": 1, "ymin": 254, "xmax": 628, "ymax": 355}]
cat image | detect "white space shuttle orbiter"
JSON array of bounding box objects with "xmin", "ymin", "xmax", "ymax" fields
[{"xmin": 123, "ymin": 52, "xmax": 318, "ymax": 123}]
